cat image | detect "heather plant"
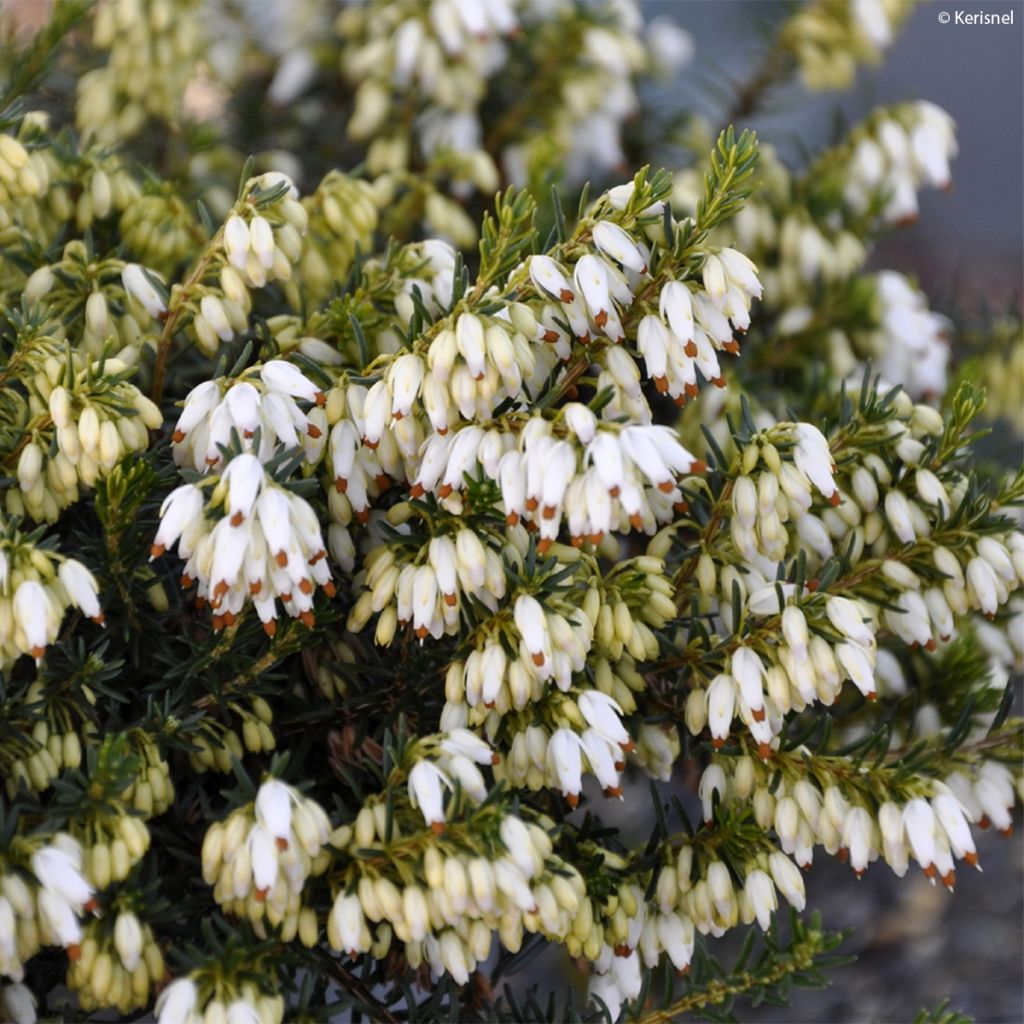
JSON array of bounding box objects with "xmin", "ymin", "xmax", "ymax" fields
[{"xmin": 0, "ymin": 2, "xmax": 1020, "ymax": 1022}]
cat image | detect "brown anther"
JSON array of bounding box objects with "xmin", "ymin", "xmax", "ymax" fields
[
  {"xmin": 150, "ymin": 543, "xmax": 166, "ymax": 558},
  {"xmin": 594, "ymin": 309, "xmax": 609, "ymax": 328},
  {"xmin": 657, "ymin": 480, "xmax": 675, "ymax": 493},
  {"xmin": 654, "ymin": 376, "xmax": 669, "ymax": 394},
  {"xmin": 923, "ymin": 863, "xmax": 937, "ymax": 878},
  {"xmin": 263, "ymin": 620, "xmax": 277, "ymax": 637},
  {"xmin": 531, "ymin": 651, "xmax": 545, "ymax": 667},
  {"xmin": 712, "ymin": 737, "xmax": 724, "ymax": 750},
  {"xmin": 393, "ymin": 410, "xmax": 404, "ymax": 421},
  {"xmin": 691, "ymin": 459, "xmax": 707, "ymax": 474},
  {"xmin": 280, "ymin": 592, "xmax": 292, "ymax": 603},
  {"xmin": 254, "ymin": 888, "xmax": 267, "ymax": 903},
  {"xmin": 438, "ymin": 483, "xmax": 453, "ymax": 499},
  {"xmin": 194, "ymin": 596, "xmax": 205, "ymax": 610},
  {"xmin": 172, "ymin": 429, "xmax": 186, "ymax": 444},
  {"xmin": 723, "ymin": 340, "xmax": 740, "ymax": 354},
  {"xmin": 964, "ymin": 851, "xmax": 980, "ymax": 868},
  {"xmin": 84, "ymin": 898, "xmax": 98, "ymax": 914},
  {"xmin": 543, "ymin": 329, "xmax": 560, "ymax": 343},
  {"xmin": 571, "ymin": 535, "xmax": 584, "ymax": 548},
  {"xmin": 588, "ymin": 532, "xmax": 603, "ymax": 546},
  {"xmin": 212, "ymin": 615, "xmax": 225, "ymax": 631},
  {"xmin": 752, "ymin": 707, "xmax": 766, "ymax": 722},
  {"xmin": 323, "ymin": 581, "xmax": 336, "ymax": 597},
  {"xmin": 1000, "ymin": 825, "xmax": 1014, "ymax": 838},
  {"xmin": 409, "ymin": 483, "xmax": 425, "ymax": 498},
  {"xmin": 300, "ymin": 611, "xmax": 315, "ymax": 628},
  {"xmin": 243, "ymin": 429, "xmax": 254, "ymax": 439},
  {"xmin": 673, "ymin": 501, "xmax": 689, "ymax": 514},
  {"xmin": 223, "ymin": 611, "xmax": 236, "ymax": 627},
  {"xmin": 674, "ymin": 394, "xmax": 687, "ymax": 407},
  {"xmin": 230, "ymin": 510, "xmax": 244, "ymax": 527},
  {"xmin": 614, "ymin": 760, "xmax": 625, "ymax": 772},
  {"xmin": 250, "ymin": 580, "xmax": 262, "ymax": 595},
  {"xmin": 942, "ymin": 870, "xmax": 956, "ymax": 890},
  {"xmin": 214, "ymin": 580, "xmax": 230, "ymax": 597},
  {"xmin": 299, "ymin": 578, "xmax": 313, "ymax": 595},
  {"xmin": 309, "ymin": 550, "xmax": 326, "ymax": 564},
  {"xmin": 828, "ymin": 491, "xmax": 842, "ymax": 507},
  {"xmin": 362, "ymin": 437, "xmax": 378, "ymax": 450},
  {"xmin": 757, "ymin": 742, "xmax": 772, "ymax": 759},
  {"xmin": 525, "ymin": 496, "xmax": 539, "ymax": 511},
  {"xmin": 444, "ymin": 592, "xmax": 458, "ymax": 606},
  {"xmin": 621, "ymin": 740, "xmax": 636, "ymax": 753},
  {"xmin": 609, "ymin": 485, "xmax": 621, "ymax": 498},
  {"xmin": 430, "ymin": 821, "xmax": 446, "ymax": 835},
  {"xmin": 315, "ymin": 391, "xmax": 326, "ymax": 407},
  {"xmin": 712, "ymin": 376, "xmax": 726, "ymax": 388},
  {"xmin": 837, "ymin": 847, "xmax": 849, "ymax": 863},
  {"xmin": 613, "ymin": 945, "xmax": 631, "ymax": 958},
  {"xmin": 275, "ymin": 836, "xmax": 289, "ymax": 851},
  {"xmin": 416, "ymin": 625, "xmax": 429, "ymax": 639},
  {"xmin": 685, "ymin": 383, "xmax": 699, "ymax": 398},
  {"xmin": 979, "ymin": 815, "xmax": 991, "ymax": 829},
  {"xmin": 565, "ymin": 793, "xmax": 579, "ymax": 809},
  {"xmin": 629, "ymin": 513, "xmax": 643, "ymax": 529},
  {"xmin": 604, "ymin": 786, "xmax": 624, "ymax": 798},
  {"xmin": 307, "ymin": 423, "xmax": 322, "ymax": 439},
  {"xmin": 275, "ymin": 550, "xmax": 289, "ymax": 567},
  {"xmin": 578, "ymin": 331, "xmax": 591, "ymax": 344},
  {"xmin": 925, "ymin": 638, "xmax": 937, "ymax": 652},
  {"xmin": 684, "ymin": 340, "xmax": 698, "ymax": 357},
  {"xmin": 806, "ymin": 578, "xmax": 820, "ymax": 592},
  {"xmin": 67, "ymin": 943, "xmax": 82, "ymax": 962},
  {"xmin": 90, "ymin": 613, "xmax": 105, "ymax": 625},
  {"xmin": 375, "ymin": 473, "xmax": 390, "ymax": 490},
  {"xmin": 537, "ymin": 538, "xmax": 552, "ymax": 555},
  {"xmin": 559, "ymin": 289, "xmax": 575, "ymax": 303},
  {"xmin": 542, "ymin": 505, "xmax": 557, "ymax": 520},
  {"xmin": 506, "ymin": 512, "xmax": 519, "ymax": 526},
  {"xmin": 866, "ymin": 691, "xmax": 877, "ymax": 702}
]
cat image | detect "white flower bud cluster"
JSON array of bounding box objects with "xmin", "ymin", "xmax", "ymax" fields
[
  {"xmin": 866, "ymin": 271, "xmax": 951, "ymax": 400},
  {"xmin": 840, "ymin": 102, "xmax": 957, "ymax": 226},
  {"xmin": 285, "ymin": 171, "xmax": 380, "ymax": 309},
  {"xmin": 120, "ymin": 192, "xmax": 199, "ymax": 276},
  {"xmin": 0, "ymin": 532, "xmax": 103, "ymax": 666},
  {"xmin": 0, "ymin": 134, "xmax": 47, "ymax": 206},
  {"xmin": 328, "ymin": 807, "xmax": 588, "ymax": 985},
  {"xmin": 2, "ymin": 681, "xmax": 85, "ymax": 796},
  {"xmin": 185, "ymin": 699, "xmax": 277, "ymax": 775},
  {"xmin": 80, "ymin": 814, "xmax": 151, "ymax": 892},
  {"xmin": 120, "ymin": 734, "xmax": 175, "ymax": 817},
  {"xmin": 7, "ymin": 358, "xmax": 162, "ymax": 524},
  {"xmin": 780, "ymin": 0, "xmax": 914, "ymax": 91},
  {"xmin": 156, "ymin": 976, "xmax": 284, "ymax": 1024},
  {"xmin": 67, "ymin": 913, "xmax": 165, "ymax": 1014},
  {"xmin": 71, "ymin": 157, "xmax": 142, "ymax": 232},
  {"xmin": 76, "ymin": 0, "xmax": 202, "ymax": 145},
  {"xmin": 170, "ymin": 362, "xmax": 327, "ymax": 473},
  {"xmin": 348, "ymin": 525, "xmax": 508, "ymax": 644},
  {"xmin": 201, "ymin": 780, "xmax": 331, "ymax": 933}
]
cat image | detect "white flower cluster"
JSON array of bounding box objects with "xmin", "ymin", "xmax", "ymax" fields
[
  {"xmin": 701, "ymin": 755, "xmax": 994, "ymax": 891},
  {"xmin": 155, "ymin": 362, "xmax": 335, "ymax": 633},
  {"xmin": 201, "ymin": 780, "xmax": 331, "ymax": 935},
  {"xmin": 587, "ymin": 845, "xmax": 807, "ymax": 1019},
  {"xmin": 0, "ymin": 134, "xmax": 46, "ymax": 205},
  {"xmin": 842, "ymin": 102, "xmax": 957, "ymax": 226},
  {"xmin": 2, "ymin": 837, "xmax": 94, "ymax": 983},
  {"xmin": 865, "ymin": 271, "xmax": 951, "ymax": 400},
  {"xmin": 156, "ymin": 977, "xmax": 284, "ymax": 1024},
  {"xmin": 0, "ymin": 534, "xmax": 102, "ymax": 666},
  {"xmin": 405, "ymin": 729, "xmax": 498, "ymax": 830}
]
